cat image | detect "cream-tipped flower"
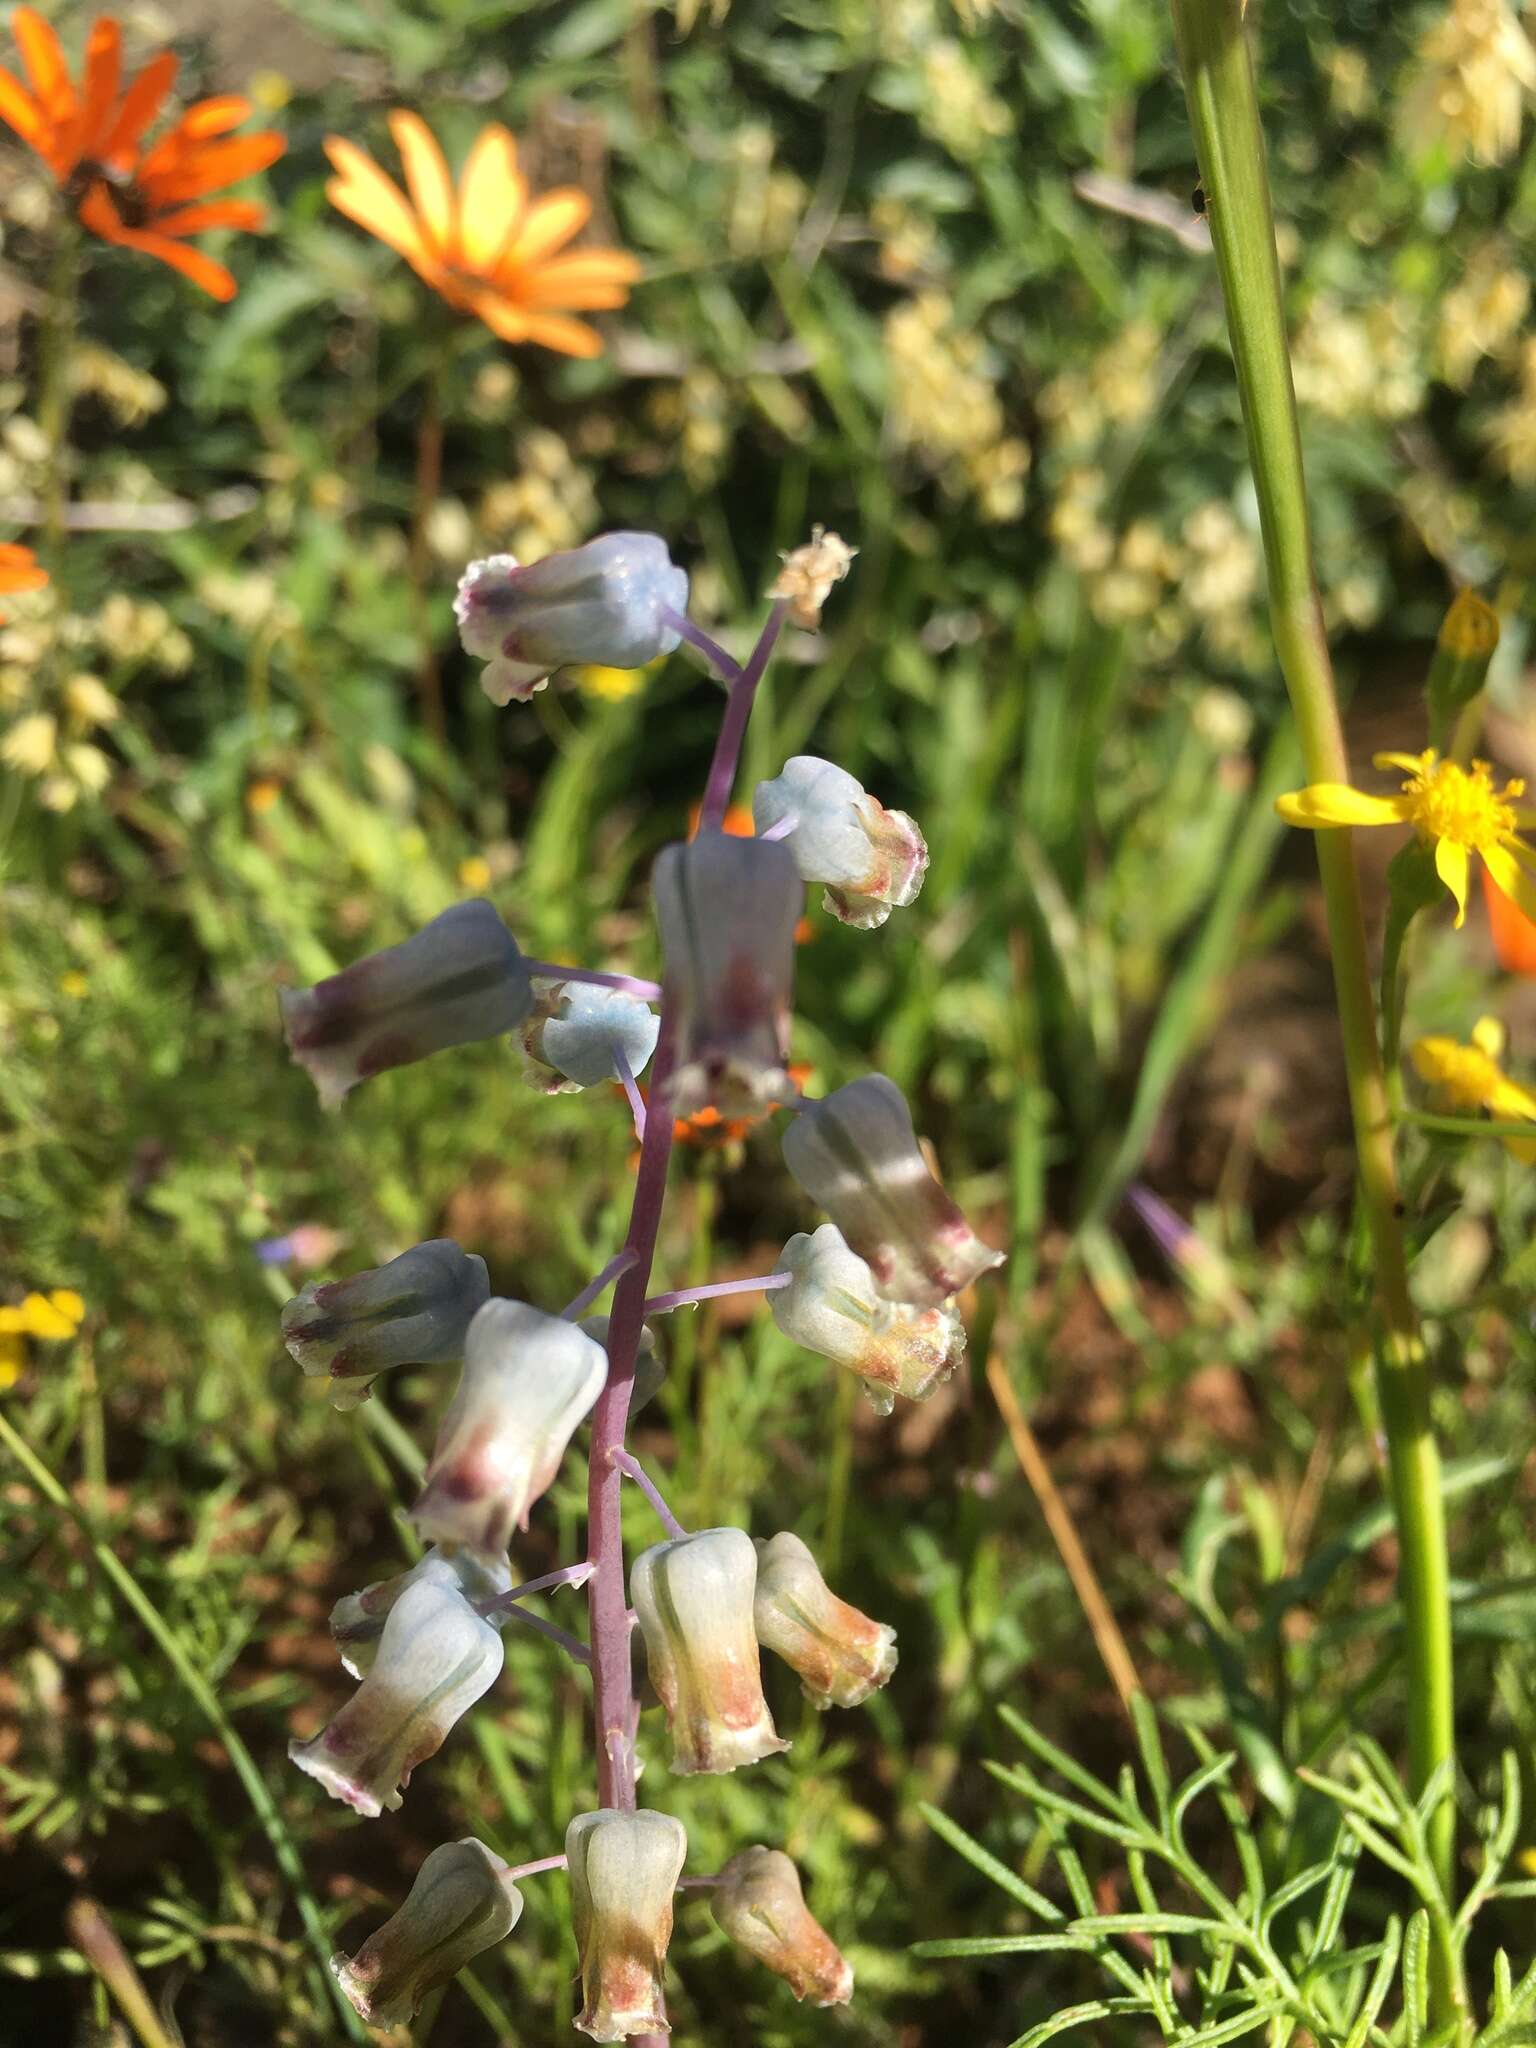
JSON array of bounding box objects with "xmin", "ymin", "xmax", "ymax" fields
[
  {"xmin": 280, "ymin": 900, "xmax": 533, "ymax": 1107},
  {"xmin": 455, "ymin": 535, "xmax": 688, "ymax": 705},
  {"xmin": 332, "ymin": 1838, "xmax": 524, "ymax": 2025},
  {"xmin": 566, "ymin": 1808, "xmax": 688, "ymax": 2042},
  {"xmin": 579, "ymin": 1313, "xmax": 666, "ymax": 1412},
  {"xmin": 411, "ymin": 1299, "xmax": 607, "ymax": 1555},
  {"xmin": 770, "ymin": 1224, "xmax": 965, "ymax": 1415},
  {"xmin": 752, "ymin": 755, "xmax": 928, "ymax": 929},
  {"xmin": 330, "ymin": 1545, "xmax": 514, "ymax": 1679},
  {"xmin": 630, "ymin": 1528, "xmax": 787, "ymax": 1775},
  {"xmin": 782, "ymin": 1078, "xmax": 1003, "ymax": 1308},
  {"xmin": 281, "ymin": 1238, "xmax": 490, "ymax": 1409},
  {"xmin": 753, "ymin": 1531, "xmax": 897, "ymax": 1710},
  {"xmin": 768, "ymin": 526, "xmax": 857, "ymax": 629},
  {"xmin": 520, "ymin": 981, "xmax": 659, "ymax": 1093},
  {"xmin": 289, "ymin": 1580, "xmax": 503, "ymax": 1816},
  {"xmin": 652, "ymin": 834, "xmax": 802, "ymax": 1116},
  {"xmin": 711, "ymin": 1847, "xmax": 853, "ymax": 2007}
]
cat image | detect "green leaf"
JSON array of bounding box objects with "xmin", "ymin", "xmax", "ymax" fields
[
  {"xmin": 912, "ymin": 1934, "xmax": 1105, "ymax": 1958},
  {"xmin": 1401, "ymin": 1910, "xmax": 1429, "ymax": 2048},
  {"xmin": 1008, "ymin": 1998, "xmax": 1159, "ymax": 2048},
  {"xmin": 1341, "ymin": 1916, "xmax": 1401, "ymax": 2048},
  {"xmin": 918, "ymin": 1802, "xmax": 1063, "ymax": 1921},
  {"xmin": 1067, "ymin": 1911, "xmax": 1240, "ymax": 1938}
]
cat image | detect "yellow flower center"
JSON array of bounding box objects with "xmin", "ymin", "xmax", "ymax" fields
[{"xmin": 1397, "ymin": 752, "xmax": 1524, "ymax": 850}]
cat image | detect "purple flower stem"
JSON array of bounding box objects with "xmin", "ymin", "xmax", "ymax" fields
[
  {"xmin": 759, "ymin": 812, "xmax": 798, "ymax": 842},
  {"xmin": 698, "ymin": 601, "xmax": 789, "ymax": 833},
  {"xmin": 612, "ymin": 1042, "xmax": 647, "ymax": 1143},
  {"xmin": 478, "ymin": 1561, "xmax": 595, "ymax": 1620},
  {"xmin": 522, "ymin": 962, "xmax": 663, "ymax": 1001},
  {"xmin": 661, "ymin": 606, "xmax": 744, "ymax": 683},
  {"xmin": 611, "ymin": 1447, "xmax": 688, "ymax": 1541},
  {"xmin": 643, "ymin": 1273, "xmax": 790, "ymax": 1314},
  {"xmin": 560, "ymin": 1249, "xmax": 639, "ymax": 1322},
  {"xmin": 500, "ymin": 1605, "xmax": 591, "ymax": 1664},
  {"xmin": 675, "ymin": 1874, "xmax": 723, "ymax": 1890},
  {"xmin": 504, "ymin": 1853, "xmax": 569, "ymax": 1882}
]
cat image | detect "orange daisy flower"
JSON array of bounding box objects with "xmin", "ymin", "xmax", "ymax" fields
[
  {"xmin": 0, "ymin": 8, "xmax": 284, "ymax": 300},
  {"xmin": 323, "ymin": 111, "xmax": 640, "ymax": 358},
  {"xmin": 0, "ymin": 541, "xmax": 46, "ymax": 618}
]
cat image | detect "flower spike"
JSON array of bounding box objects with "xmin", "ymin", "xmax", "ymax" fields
[
  {"xmin": 782, "ymin": 1077, "xmax": 1003, "ymax": 1308},
  {"xmin": 289, "ymin": 1579, "xmax": 503, "ymax": 1816},
  {"xmin": 566, "ymin": 1808, "xmax": 688, "ymax": 2042},
  {"xmin": 280, "ymin": 899, "xmax": 533, "ymax": 1107},
  {"xmin": 753, "ymin": 754, "xmax": 928, "ymax": 929},
  {"xmin": 711, "ymin": 1846, "xmax": 853, "ymax": 2006},
  {"xmin": 411, "ymin": 1300, "xmax": 607, "ymax": 1556},
  {"xmin": 630, "ymin": 1527, "xmax": 788, "ymax": 1774},
  {"xmin": 753, "ymin": 1530, "xmax": 897, "ymax": 1710},
  {"xmin": 332, "ymin": 1838, "xmax": 524, "ymax": 2025},
  {"xmin": 653, "ymin": 833, "xmax": 802, "ymax": 1117},
  {"xmin": 281, "ymin": 1238, "xmax": 490, "ymax": 1409}
]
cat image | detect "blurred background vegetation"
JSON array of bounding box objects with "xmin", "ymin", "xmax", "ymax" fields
[{"xmin": 8, "ymin": 0, "xmax": 1536, "ymax": 2040}]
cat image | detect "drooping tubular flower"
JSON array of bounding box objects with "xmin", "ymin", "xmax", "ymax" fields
[
  {"xmin": 752, "ymin": 755, "xmax": 928, "ymax": 930},
  {"xmin": 281, "ymin": 1237, "xmax": 490, "ymax": 1409},
  {"xmin": 289, "ymin": 1578, "xmax": 503, "ymax": 1817},
  {"xmin": 782, "ymin": 1077, "xmax": 1004, "ymax": 1308},
  {"xmin": 0, "ymin": 10, "xmax": 284, "ymax": 299},
  {"xmin": 411, "ymin": 1299, "xmax": 608, "ymax": 1556},
  {"xmin": 1275, "ymin": 749, "xmax": 1536, "ymax": 929},
  {"xmin": 630, "ymin": 1527, "xmax": 788, "ymax": 1775},
  {"xmin": 455, "ymin": 536, "xmax": 688, "ymax": 706},
  {"xmin": 0, "ymin": 542, "xmax": 47, "ymax": 620},
  {"xmin": 325, "ymin": 111, "xmax": 640, "ymax": 356},
  {"xmin": 653, "ymin": 834, "xmax": 803, "ymax": 1117},
  {"xmin": 770, "ymin": 1223, "xmax": 965, "ymax": 1413},
  {"xmin": 753, "ymin": 1530, "xmax": 897, "ymax": 1710},
  {"xmin": 711, "ymin": 1846, "xmax": 853, "ymax": 2007},
  {"xmin": 332, "ymin": 1838, "xmax": 525, "ymax": 2027},
  {"xmin": 330, "ymin": 1544, "xmax": 514, "ymax": 1680},
  {"xmin": 520, "ymin": 980, "xmax": 659, "ymax": 1093},
  {"xmin": 566, "ymin": 1808, "xmax": 688, "ymax": 2043},
  {"xmin": 280, "ymin": 899, "xmax": 534, "ymax": 1108},
  {"xmin": 1410, "ymin": 1015, "xmax": 1536, "ymax": 1161}
]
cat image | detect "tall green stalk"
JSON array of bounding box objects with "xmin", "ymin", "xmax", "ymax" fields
[
  {"xmin": 38, "ymin": 222, "xmax": 81, "ymax": 564},
  {"xmin": 1167, "ymin": 0, "xmax": 1459, "ymax": 2022}
]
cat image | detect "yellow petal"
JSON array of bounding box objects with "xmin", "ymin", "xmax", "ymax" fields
[
  {"xmin": 1472, "ymin": 1015, "xmax": 1507, "ymax": 1059},
  {"xmin": 1274, "ymin": 785, "xmax": 1409, "ymax": 828},
  {"xmin": 1436, "ymin": 837, "xmax": 1470, "ymax": 927},
  {"xmin": 1482, "ymin": 842, "xmax": 1536, "ymax": 930},
  {"xmin": 48, "ymin": 1288, "xmax": 85, "ymax": 1325},
  {"xmin": 498, "ymin": 187, "xmax": 591, "ymax": 272},
  {"xmin": 20, "ymin": 1291, "xmax": 77, "ymax": 1338},
  {"xmin": 1410, "ymin": 1036, "xmax": 1458, "ymax": 1087},
  {"xmin": 0, "ymin": 1333, "xmax": 24, "ymax": 1388},
  {"xmin": 323, "ymin": 137, "xmax": 434, "ymax": 271},
  {"xmin": 0, "ymin": 1307, "xmax": 28, "ymax": 1334},
  {"xmin": 458, "ymin": 123, "xmax": 524, "ymax": 273},
  {"xmin": 387, "ymin": 109, "xmax": 454, "ymax": 261},
  {"xmin": 1372, "ymin": 750, "xmax": 1431, "ymax": 776},
  {"xmin": 1504, "ymin": 1134, "xmax": 1536, "ymax": 1165}
]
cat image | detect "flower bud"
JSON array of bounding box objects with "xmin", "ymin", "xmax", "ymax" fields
[
  {"xmin": 752, "ymin": 755, "xmax": 927, "ymax": 930},
  {"xmin": 652, "ymin": 835, "xmax": 802, "ymax": 1117},
  {"xmin": 566, "ymin": 1807, "xmax": 688, "ymax": 2042},
  {"xmin": 711, "ymin": 1846, "xmax": 853, "ymax": 2006},
  {"xmin": 455, "ymin": 535, "xmax": 689, "ymax": 705},
  {"xmin": 630, "ymin": 1527, "xmax": 787, "ymax": 1774},
  {"xmin": 579, "ymin": 1313, "xmax": 665, "ymax": 1412},
  {"xmin": 753, "ymin": 1531, "xmax": 897, "ymax": 1710},
  {"xmin": 332, "ymin": 1838, "xmax": 524, "ymax": 2025},
  {"xmin": 520, "ymin": 981, "xmax": 659, "ymax": 1093},
  {"xmin": 411, "ymin": 1300, "xmax": 607, "ymax": 1555},
  {"xmin": 769, "ymin": 1223, "xmax": 965, "ymax": 1414},
  {"xmin": 289, "ymin": 1579, "xmax": 503, "ymax": 1816},
  {"xmin": 782, "ymin": 1076, "xmax": 1003, "ymax": 1308},
  {"xmin": 282, "ymin": 1238, "xmax": 490, "ymax": 1409},
  {"xmin": 331, "ymin": 1544, "xmax": 514, "ymax": 1679},
  {"xmin": 280, "ymin": 900, "xmax": 533, "ymax": 1108}
]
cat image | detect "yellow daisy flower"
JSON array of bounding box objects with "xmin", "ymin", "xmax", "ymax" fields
[
  {"xmin": 1410, "ymin": 1015, "xmax": 1536, "ymax": 1160},
  {"xmin": 1275, "ymin": 749, "xmax": 1536, "ymax": 928},
  {"xmin": 0, "ymin": 1288, "xmax": 85, "ymax": 1388}
]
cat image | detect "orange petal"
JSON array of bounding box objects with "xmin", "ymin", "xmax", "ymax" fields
[
  {"xmin": 79, "ymin": 181, "xmax": 237, "ymax": 297},
  {"xmin": 60, "ymin": 15, "xmax": 119, "ymax": 174},
  {"xmin": 100, "ymin": 48, "xmax": 178, "ymax": 165},
  {"xmin": 387, "ymin": 108, "xmax": 454, "ymax": 260},
  {"xmin": 0, "ymin": 542, "xmax": 47, "ymax": 592},
  {"xmin": 142, "ymin": 130, "xmax": 284, "ymax": 203},
  {"xmin": 458, "ymin": 122, "xmax": 524, "ymax": 272},
  {"xmin": 0, "ymin": 64, "xmax": 44, "ymax": 149},
  {"xmin": 498, "ymin": 186, "xmax": 591, "ymax": 270},
  {"xmin": 148, "ymin": 197, "xmax": 265, "ymax": 235},
  {"xmin": 1482, "ymin": 865, "xmax": 1536, "ymax": 976},
  {"xmin": 513, "ymin": 247, "xmax": 639, "ymax": 309},
  {"xmin": 506, "ymin": 306, "xmax": 605, "ymax": 356},
  {"xmin": 180, "ymin": 94, "xmax": 253, "ymax": 139},
  {"xmin": 324, "ymin": 135, "xmax": 433, "ymax": 268},
  {"xmin": 12, "ymin": 7, "xmax": 74, "ymax": 125}
]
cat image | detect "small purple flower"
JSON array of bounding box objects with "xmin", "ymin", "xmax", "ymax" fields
[
  {"xmin": 332, "ymin": 1839, "xmax": 524, "ymax": 2026},
  {"xmin": 652, "ymin": 834, "xmax": 802, "ymax": 1117},
  {"xmin": 752, "ymin": 755, "xmax": 928, "ymax": 930},
  {"xmin": 782, "ymin": 1076, "xmax": 1004, "ymax": 1309},
  {"xmin": 281, "ymin": 1238, "xmax": 490, "ymax": 1410},
  {"xmin": 280, "ymin": 900, "xmax": 533, "ymax": 1108},
  {"xmin": 455, "ymin": 535, "xmax": 689, "ymax": 706}
]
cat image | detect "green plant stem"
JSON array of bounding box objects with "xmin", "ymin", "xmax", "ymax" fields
[
  {"xmin": 66, "ymin": 1897, "xmax": 180, "ymax": 2048},
  {"xmin": 38, "ymin": 222, "xmax": 81, "ymax": 564},
  {"xmin": 1404, "ymin": 1109, "xmax": 1536, "ymax": 1142},
  {"xmin": 1168, "ymin": 0, "xmax": 1459, "ymax": 2021},
  {"xmin": 0, "ymin": 1411, "xmax": 368, "ymax": 2043}
]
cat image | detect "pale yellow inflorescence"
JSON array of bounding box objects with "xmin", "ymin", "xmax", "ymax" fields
[
  {"xmin": 883, "ymin": 292, "xmax": 1029, "ymax": 520},
  {"xmin": 1400, "ymin": 0, "xmax": 1536, "ymax": 164}
]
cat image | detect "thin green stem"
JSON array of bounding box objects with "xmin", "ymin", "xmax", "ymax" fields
[
  {"xmin": 1167, "ymin": 0, "xmax": 1458, "ymax": 2024},
  {"xmin": 0, "ymin": 1411, "xmax": 368, "ymax": 2043},
  {"xmin": 38, "ymin": 223, "xmax": 81, "ymax": 564},
  {"xmin": 1405, "ymin": 1110, "xmax": 1536, "ymax": 1142}
]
